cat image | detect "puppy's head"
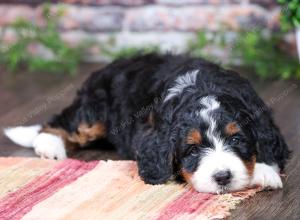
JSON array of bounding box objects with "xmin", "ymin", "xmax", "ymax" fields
[
  {"xmin": 137, "ymin": 93, "xmax": 257, "ymax": 194},
  {"xmin": 176, "ymin": 95, "xmax": 256, "ymax": 193}
]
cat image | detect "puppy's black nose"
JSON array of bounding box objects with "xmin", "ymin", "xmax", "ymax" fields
[{"xmin": 213, "ymin": 170, "xmax": 232, "ymax": 186}]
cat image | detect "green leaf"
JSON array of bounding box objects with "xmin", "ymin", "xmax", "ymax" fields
[
  {"xmin": 197, "ymin": 32, "xmax": 208, "ymax": 49},
  {"xmin": 293, "ymin": 17, "xmax": 300, "ymax": 26}
]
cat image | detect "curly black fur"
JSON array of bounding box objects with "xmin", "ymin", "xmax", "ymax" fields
[{"xmin": 46, "ymin": 53, "xmax": 290, "ymax": 185}]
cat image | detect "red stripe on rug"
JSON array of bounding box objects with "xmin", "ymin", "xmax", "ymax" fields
[
  {"xmin": 156, "ymin": 188, "xmax": 215, "ymax": 220},
  {"xmin": 0, "ymin": 159, "xmax": 98, "ymax": 220}
]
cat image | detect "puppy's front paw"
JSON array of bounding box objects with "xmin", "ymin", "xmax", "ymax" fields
[
  {"xmin": 33, "ymin": 133, "xmax": 67, "ymax": 160},
  {"xmin": 251, "ymin": 163, "xmax": 282, "ymax": 190}
]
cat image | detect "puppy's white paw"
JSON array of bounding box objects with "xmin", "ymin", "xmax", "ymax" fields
[
  {"xmin": 33, "ymin": 133, "xmax": 67, "ymax": 160},
  {"xmin": 251, "ymin": 163, "xmax": 282, "ymax": 189}
]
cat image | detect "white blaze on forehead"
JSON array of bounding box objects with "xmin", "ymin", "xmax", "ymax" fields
[
  {"xmin": 199, "ymin": 96, "xmax": 220, "ymax": 116},
  {"xmin": 198, "ymin": 96, "xmax": 223, "ymax": 151},
  {"xmin": 164, "ymin": 70, "xmax": 199, "ymax": 102}
]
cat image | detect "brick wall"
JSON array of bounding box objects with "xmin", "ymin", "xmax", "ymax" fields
[{"xmin": 0, "ymin": 0, "xmax": 292, "ymax": 61}]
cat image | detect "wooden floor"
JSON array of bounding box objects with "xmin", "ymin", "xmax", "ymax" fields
[{"xmin": 0, "ymin": 64, "xmax": 299, "ymax": 219}]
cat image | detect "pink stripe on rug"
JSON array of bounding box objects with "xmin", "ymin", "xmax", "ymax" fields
[
  {"xmin": 156, "ymin": 188, "xmax": 215, "ymax": 220},
  {"xmin": 0, "ymin": 159, "xmax": 98, "ymax": 220}
]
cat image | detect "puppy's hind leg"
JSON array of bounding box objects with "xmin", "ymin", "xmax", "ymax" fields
[
  {"xmin": 4, "ymin": 99, "xmax": 107, "ymax": 160},
  {"xmin": 39, "ymin": 99, "xmax": 107, "ymax": 159},
  {"xmin": 4, "ymin": 124, "xmax": 67, "ymax": 160}
]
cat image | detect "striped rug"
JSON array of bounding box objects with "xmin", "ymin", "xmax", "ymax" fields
[{"xmin": 0, "ymin": 157, "xmax": 259, "ymax": 220}]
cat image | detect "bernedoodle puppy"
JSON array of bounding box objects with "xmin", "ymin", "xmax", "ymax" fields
[{"xmin": 4, "ymin": 54, "xmax": 290, "ymax": 193}]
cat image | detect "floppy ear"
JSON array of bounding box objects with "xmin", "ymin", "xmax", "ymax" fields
[
  {"xmin": 236, "ymin": 106, "xmax": 290, "ymax": 171},
  {"xmin": 136, "ymin": 127, "xmax": 174, "ymax": 184},
  {"xmin": 255, "ymin": 119, "xmax": 291, "ymax": 171}
]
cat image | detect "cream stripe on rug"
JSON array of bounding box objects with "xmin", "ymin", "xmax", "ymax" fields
[{"xmin": 21, "ymin": 161, "xmax": 131, "ymax": 220}]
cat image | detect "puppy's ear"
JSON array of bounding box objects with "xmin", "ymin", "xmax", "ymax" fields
[
  {"xmin": 234, "ymin": 97, "xmax": 291, "ymax": 171},
  {"xmin": 255, "ymin": 121, "xmax": 291, "ymax": 171},
  {"xmin": 136, "ymin": 127, "xmax": 174, "ymax": 184}
]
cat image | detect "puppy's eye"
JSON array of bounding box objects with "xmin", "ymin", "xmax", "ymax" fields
[
  {"xmin": 189, "ymin": 145, "xmax": 200, "ymax": 156},
  {"xmin": 229, "ymin": 136, "xmax": 240, "ymax": 145}
]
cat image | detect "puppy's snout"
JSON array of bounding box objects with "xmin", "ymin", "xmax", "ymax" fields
[{"xmin": 213, "ymin": 170, "xmax": 232, "ymax": 186}]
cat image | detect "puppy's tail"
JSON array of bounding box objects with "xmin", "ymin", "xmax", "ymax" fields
[{"xmin": 3, "ymin": 125, "xmax": 42, "ymax": 148}]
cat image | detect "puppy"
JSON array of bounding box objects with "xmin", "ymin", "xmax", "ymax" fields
[{"xmin": 4, "ymin": 54, "xmax": 290, "ymax": 193}]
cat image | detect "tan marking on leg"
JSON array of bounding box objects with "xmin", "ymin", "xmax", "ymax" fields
[
  {"xmin": 42, "ymin": 122, "xmax": 106, "ymax": 149},
  {"xmin": 41, "ymin": 127, "xmax": 69, "ymax": 139},
  {"xmin": 69, "ymin": 123, "xmax": 106, "ymax": 146}
]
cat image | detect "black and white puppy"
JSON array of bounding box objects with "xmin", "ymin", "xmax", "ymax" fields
[{"xmin": 4, "ymin": 54, "xmax": 290, "ymax": 193}]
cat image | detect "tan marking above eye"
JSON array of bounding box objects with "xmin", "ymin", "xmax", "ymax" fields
[
  {"xmin": 225, "ymin": 122, "xmax": 240, "ymax": 136},
  {"xmin": 187, "ymin": 129, "xmax": 202, "ymax": 145}
]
